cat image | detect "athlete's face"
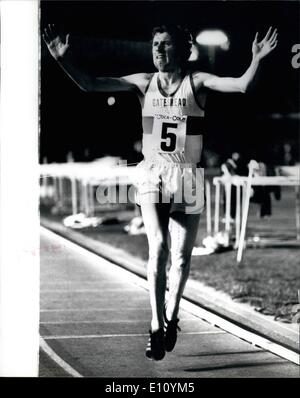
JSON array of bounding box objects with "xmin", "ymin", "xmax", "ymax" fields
[{"xmin": 152, "ymin": 32, "xmax": 180, "ymax": 72}]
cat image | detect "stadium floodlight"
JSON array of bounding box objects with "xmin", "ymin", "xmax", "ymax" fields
[
  {"xmin": 196, "ymin": 30, "xmax": 229, "ymax": 49},
  {"xmin": 107, "ymin": 96, "xmax": 116, "ymax": 106}
]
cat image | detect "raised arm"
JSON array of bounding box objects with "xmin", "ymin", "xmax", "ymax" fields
[
  {"xmin": 194, "ymin": 27, "xmax": 278, "ymax": 94},
  {"xmin": 42, "ymin": 24, "xmax": 149, "ymax": 94}
]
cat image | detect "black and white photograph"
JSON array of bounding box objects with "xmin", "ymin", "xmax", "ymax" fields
[{"xmin": 1, "ymin": 0, "xmax": 300, "ymax": 382}]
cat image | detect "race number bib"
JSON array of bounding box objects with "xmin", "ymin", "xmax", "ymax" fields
[{"xmin": 153, "ymin": 114, "xmax": 187, "ymax": 153}]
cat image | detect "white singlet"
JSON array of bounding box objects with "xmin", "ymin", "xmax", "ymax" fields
[
  {"xmin": 135, "ymin": 72, "xmax": 206, "ymax": 214},
  {"xmin": 141, "ymin": 72, "xmax": 205, "ymax": 161}
]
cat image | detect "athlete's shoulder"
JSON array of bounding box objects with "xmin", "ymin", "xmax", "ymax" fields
[{"xmin": 121, "ymin": 73, "xmax": 155, "ymax": 96}]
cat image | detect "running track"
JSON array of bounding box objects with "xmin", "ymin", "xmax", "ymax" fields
[{"xmin": 39, "ymin": 228, "xmax": 299, "ymax": 378}]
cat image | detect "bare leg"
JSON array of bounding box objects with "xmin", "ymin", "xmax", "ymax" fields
[
  {"xmin": 140, "ymin": 195, "xmax": 171, "ymax": 331},
  {"xmin": 166, "ymin": 212, "xmax": 200, "ymax": 321}
]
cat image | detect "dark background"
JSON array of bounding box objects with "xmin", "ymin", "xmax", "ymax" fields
[{"xmin": 40, "ymin": 0, "xmax": 300, "ymax": 165}]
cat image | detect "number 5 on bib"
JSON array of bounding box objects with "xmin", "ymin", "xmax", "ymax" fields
[{"xmin": 154, "ymin": 116, "xmax": 187, "ymax": 153}]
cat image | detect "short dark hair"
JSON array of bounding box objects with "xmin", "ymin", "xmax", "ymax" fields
[{"xmin": 151, "ymin": 25, "xmax": 193, "ymax": 64}]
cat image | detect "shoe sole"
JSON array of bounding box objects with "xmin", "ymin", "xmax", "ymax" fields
[{"xmin": 146, "ymin": 352, "xmax": 165, "ymax": 361}]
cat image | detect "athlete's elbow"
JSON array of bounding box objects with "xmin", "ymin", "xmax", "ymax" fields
[
  {"xmin": 79, "ymin": 76, "xmax": 95, "ymax": 92},
  {"xmin": 79, "ymin": 84, "xmax": 89, "ymax": 92},
  {"xmin": 232, "ymin": 76, "xmax": 247, "ymax": 93},
  {"xmin": 237, "ymin": 80, "xmax": 247, "ymax": 93}
]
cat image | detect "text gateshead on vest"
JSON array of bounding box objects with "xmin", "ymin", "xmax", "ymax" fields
[{"xmin": 152, "ymin": 98, "xmax": 187, "ymax": 107}]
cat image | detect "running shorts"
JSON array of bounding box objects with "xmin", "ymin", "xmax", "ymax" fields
[{"xmin": 134, "ymin": 154, "xmax": 205, "ymax": 215}]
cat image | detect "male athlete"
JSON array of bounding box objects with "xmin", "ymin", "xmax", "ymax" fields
[{"xmin": 43, "ymin": 24, "xmax": 277, "ymax": 360}]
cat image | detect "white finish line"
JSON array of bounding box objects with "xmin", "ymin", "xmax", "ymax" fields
[
  {"xmin": 40, "ymin": 226, "xmax": 300, "ymax": 376},
  {"xmin": 42, "ymin": 288, "xmax": 139, "ymax": 293},
  {"xmin": 40, "ymin": 318, "xmax": 205, "ymax": 325},
  {"xmin": 40, "ymin": 308, "xmax": 147, "ymax": 312},
  {"xmin": 42, "ymin": 331, "xmax": 226, "ymax": 340}
]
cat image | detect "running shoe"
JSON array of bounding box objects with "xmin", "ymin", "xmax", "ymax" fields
[
  {"xmin": 145, "ymin": 328, "xmax": 165, "ymax": 361},
  {"xmin": 164, "ymin": 308, "xmax": 181, "ymax": 352}
]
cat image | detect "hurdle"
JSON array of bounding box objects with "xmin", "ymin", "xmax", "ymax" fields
[
  {"xmin": 205, "ymin": 180, "xmax": 212, "ymax": 236},
  {"xmin": 39, "ymin": 160, "xmax": 138, "ymax": 219},
  {"xmin": 211, "ymin": 165, "xmax": 300, "ymax": 262},
  {"xmin": 236, "ymin": 166, "xmax": 300, "ymax": 262},
  {"xmin": 237, "ymin": 160, "xmax": 259, "ymax": 263}
]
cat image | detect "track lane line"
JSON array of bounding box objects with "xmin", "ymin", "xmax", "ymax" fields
[{"xmin": 40, "ymin": 337, "xmax": 83, "ymax": 377}]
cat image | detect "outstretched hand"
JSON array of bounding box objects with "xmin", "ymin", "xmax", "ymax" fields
[
  {"xmin": 252, "ymin": 27, "xmax": 278, "ymax": 61},
  {"xmin": 42, "ymin": 24, "xmax": 70, "ymax": 60}
]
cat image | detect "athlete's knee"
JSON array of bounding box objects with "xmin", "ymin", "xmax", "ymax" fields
[
  {"xmin": 148, "ymin": 235, "xmax": 169, "ymax": 264},
  {"xmin": 171, "ymin": 251, "xmax": 191, "ymax": 270}
]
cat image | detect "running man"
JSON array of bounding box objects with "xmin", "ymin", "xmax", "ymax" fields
[{"xmin": 43, "ymin": 24, "xmax": 277, "ymax": 360}]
